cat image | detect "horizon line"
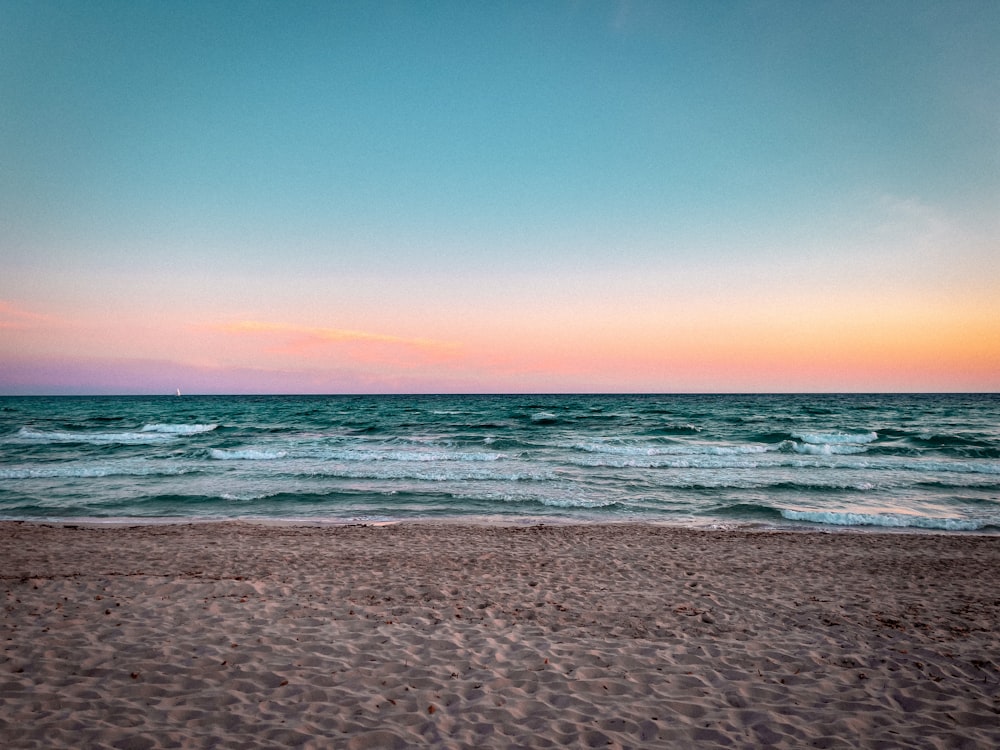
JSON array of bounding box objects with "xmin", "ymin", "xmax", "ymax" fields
[{"xmin": 2, "ymin": 391, "xmax": 997, "ymax": 398}]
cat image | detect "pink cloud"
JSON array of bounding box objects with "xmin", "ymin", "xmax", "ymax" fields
[
  {"xmin": 212, "ymin": 320, "xmax": 461, "ymax": 365},
  {"xmin": 0, "ymin": 301, "xmax": 63, "ymax": 330}
]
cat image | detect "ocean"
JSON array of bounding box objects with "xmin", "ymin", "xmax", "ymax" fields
[{"xmin": 1, "ymin": 394, "xmax": 998, "ymax": 532}]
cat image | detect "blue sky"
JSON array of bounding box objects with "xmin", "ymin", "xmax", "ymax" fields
[{"xmin": 2, "ymin": 1, "xmax": 998, "ymax": 393}]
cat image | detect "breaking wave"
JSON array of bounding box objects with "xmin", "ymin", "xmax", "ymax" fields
[
  {"xmin": 0, "ymin": 463, "xmax": 194, "ymax": 479},
  {"xmin": 16, "ymin": 427, "xmax": 177, "ymax": 444},
  {"xmin": 570, "ymin": 441, "xmax": 772, "ymax": 457},
  {"xmin": 141, "ymin": 423, "xmax": 218, "ymax": 434},
  {"xmin": 779, "ymin": 509, "xmax": 985, "ymax": 531},
  {"xmin": 209, "ymin": 449, "xmax": 287, "ymax": 460}
]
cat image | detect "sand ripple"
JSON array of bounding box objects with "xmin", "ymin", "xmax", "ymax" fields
[{"xmin": 2, "ymin": 522, "xmax": 998, "ymax": 748}]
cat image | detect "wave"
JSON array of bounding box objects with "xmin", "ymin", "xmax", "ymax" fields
[
  {"xmin": 466, "ymin": 490, "xmax": 619, "ymax": 509},
  {"xmin": 141, "ymin": 423, "xmax": 218, "ymax": 434},
  {"xmin": 0, "ymin": 463, "xmax": 196, "ymax": 480},
  {"xmin": 530, "ymin": 412, "xmax": 558, "ymax": 424},
  {"xmin": 899, "ymin": 433, "xmax": 999, "ymax": 459},
  {"xmin": 58, "ymin": 486, "xmax": 608, "ymax": 516},
  {"xmin": 3, "ymin": 393, "xmax": 996, "ymax": 530},
  {"xmin": 570, "ymin": 441, "xmax": 772, "ymax": 457},
  {"xmin": 295, "ymin": 466, "xmax": 554, "ymax": 483},
  {"xmin": 709, "ymin": 502, "xmax": 785, "ymax": 520},
  {"xmin": 853, "ymin": 458, "xmax": 1000, "ymax": 476},
  {"xmin": 565, "ymin": 452, "xmax": 1000, "ymax": 476},
  {"xmin": 220, "ymin": 491, "xmax": 283, "ymax": 502},
  {"xmin": 663, "ymin": 479, "xmax": 877, "ymax": 492},
  {"xmin": 477, "ymin": 437, "xmax": 542, "ymax": 451},
  {"xmin": 877, "ymin": 427, "xmax": 995, "ymax": 444},
  {"xmin": 209, "ymin": 448, "xmax": 287, "ymax": 460},
  {"xmin": 208, "ymin": 446, "xmax": 504, "ymax": 463},
  {"xmin": 645, "ymin": 423, "xmax": 702, "ymax": 436},
  {"xmin": 748, "ymin": 431, "xmax": 794, "ymax": 444},
  {"xmin": 779, "ymin": 509, "xmax": 986, "ymax": 531},
  {"xmin": 321, "ymin": 449, "xmax": 504, "ymax": 463},
  {"xmin": 14, "ymin": 424, "xmax": 217, "ymax": 444},
  {"xmin": 15, "ymin": 427, "xmax": 178, "ymax": 444},
  {"xmin": 566, "ymin": 454, "xmax": 764, "ymax": 470},
  {"xmin": 791, "ymin": 431, "xmax": 878, "ymax": 445},
  {"xmin": 786, "ymin": 441, "xmax": 870, "ymax": 456},
  {"xmin": 798, "ymin": 432, "xmax": 999, "ymax": 459},
  {"xmin": 915, "ymin": 479, "xmax": 1000, "ymax": 493},
  {"xmin": 534, "ymin": 496, "xmax": 618, "ymax": 509},
  {"xmin": 783, "ymin": 431, "xmax": 878, "ymax": 456}
]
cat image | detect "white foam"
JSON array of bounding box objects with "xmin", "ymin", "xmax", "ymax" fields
[
  {"xmin": 780, "ymin": 509, "xmax": 983, "ymax": 531},
  {"xmin": 209, "ymin": 448, "xmax": 287, "ymax": 460},
  {"xmin": 475, "ymin": 491, "xmax": 617, "ymax": 508},
  {"xmin": 791, "ymin": 431, "xmax": 878, "ymax": 445},
  {"xmin": 220, "ymin": 491, "xmax": 281, "ymax": 501},
  {"xmin": 301, "ymin": 466, "xmax": 554, "ymax": 482},
  {"xmin": 531, "ymin": 412, "xmax": 557, "ymax": 422},
  {"xmin": 0, "ymin": 463, "xmax": 191, "ymax": 479},
  {"xmin": 141, "ymin": 423, "xmax": 218, "ymax": 434},
  {"xmin": 571, "ymin": 441, "xmax": 772, "ymax": 457},
  {"xmin": 316, "ymin": 449, "xmax": 503, "ymax": 463},
  {"xmin": 566, "ymin": 454, "xmax": 762, "ymax": 470},
  {"xmin": 818, "ymin": 458, "xmax": 1000, "ymax": 475},
  {"xmin": 15, "ymin": 427, "xmax": 176, "ymax": 444},
  {"xmin": 790, "ymin": 442, "xmax": 870, "ymax": 456},
  {"xmin": 537, "ymin": 496, "xmax": 618, "ymax": 508}
]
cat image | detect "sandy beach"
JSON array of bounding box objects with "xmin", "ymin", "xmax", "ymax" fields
[{"xmin": 1, "ymin": 522, "xmax": 997, "ymax": 748}]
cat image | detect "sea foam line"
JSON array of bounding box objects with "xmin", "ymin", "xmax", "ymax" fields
[
  {"xmin": 786, "ymin": 441, "xmax": 870, "ymax": 456},
  {"xmin": 569, "ymin": 441, "xmax": 773, "ymax": 457},
  {"xmin": 141, "ymin": 423, "xmax": 218, "ymax": 434},
  {"xmin": 790, "ymin": 431, "xmax": 878, "ymax": 445},
  {"xmin": 13, "ymin": 424, "xmax": 217, "ymax": 444},
  {"xmin": 209, "ymin": 448, "xmax": 288, "ymax": 461},
  {"xmin": 298, "ymin": 466, "xmax": 555, "ymax": 482},
  {"xmin": 0, "ymin": 463, "xmax": 195, "ymax": 480},
  {"xmin": 208, "ymin": 446, "xmax": 504, "ymax": 462},
  {"xmin": 466, "ymin": 490, "xmax": 618, "ymax": 509},
  {"xmin": 15, "ymin": 427, "xmax": 177, "ymax": 444},
  {"xmin": 780, "ymin": 509, "xmax": 984, "ymax": 531}
]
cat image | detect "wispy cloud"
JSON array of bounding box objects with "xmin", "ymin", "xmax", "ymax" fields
[
  {"xmin": 876, "ymin": 194, "xmax": 954, "ymax": 246},
  {"xmin": 213, "ymin": 320, "xmax": 460, "ymax": 362},
  {"xmin": 0, "ymin": 301, "xmax": 62, "ymax": 329}
]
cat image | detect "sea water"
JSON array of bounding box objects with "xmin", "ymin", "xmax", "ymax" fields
[{"xmin": 1, "ymin": 394, "xmax": 998, "ymax": 531}]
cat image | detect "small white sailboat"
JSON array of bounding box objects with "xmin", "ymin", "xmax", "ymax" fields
[{"xmin": 176, "ymin": 388, "xmax": 182, "ymax": 397}]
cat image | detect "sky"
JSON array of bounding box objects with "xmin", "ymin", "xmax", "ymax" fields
[{"xmin": 1, "ymin": 0, "xmax": 998, "ymax": 394}]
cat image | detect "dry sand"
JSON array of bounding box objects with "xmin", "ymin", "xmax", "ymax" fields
[{"xmin": 1, "ymin": 521, "xmax": 998, "ymax": 748}]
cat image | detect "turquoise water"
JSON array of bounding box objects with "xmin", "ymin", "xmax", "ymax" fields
[{"xmin": 1, "ymin": 394, "xmax": 998, "ymax": 531}]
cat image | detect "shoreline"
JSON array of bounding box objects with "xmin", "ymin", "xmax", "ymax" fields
[
  {"xmin": 2, "ymin": 521, "xmax": 998, "ymax": 748},
  {"xmin": 3, "ymin": 513, "xmax": 998, "ymax": 537}
]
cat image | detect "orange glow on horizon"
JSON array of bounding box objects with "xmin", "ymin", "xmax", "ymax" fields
[{"xmin": 2, "ymin": 290, "xmax": 998, "ymax": 393}]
